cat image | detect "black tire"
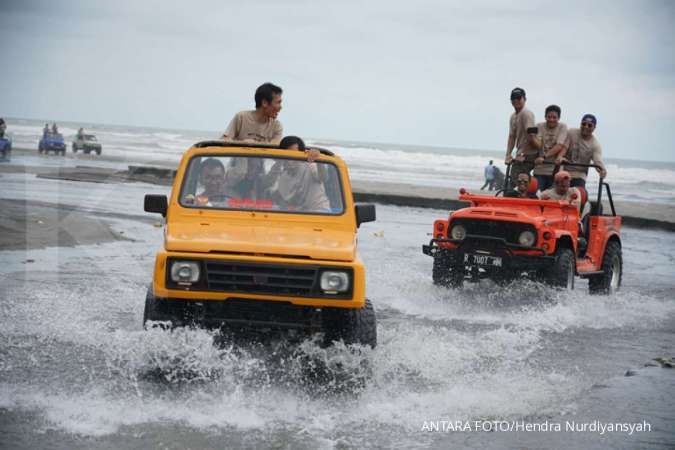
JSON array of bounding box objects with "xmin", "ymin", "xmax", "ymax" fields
[
  {"xmin": 323, "ymin": 299, "xmax": 377, "ymax": 348},
  {"xmin": 589, "ymin": 240, "xmax": 622, "ymax": 295},
  {"xmin": 72, "ymin": 144, "xmax": 77, "ymax": 153},
  {"xmin": 545, "ymin": 247, "xmax": 575, "ymax": 289},
  {"xmin": 143, "ymin": 286, "xmax": 171, "ymax": 329},
  {"xmin": 432, "ymin": 256, "xmax": 463, "ymax": 288},
  {"xmin": 96, "ymin": 149, "xmax": 101, "ymax": 155},
  {"xmin": 61, "ymin": 149, "xmax": 66, "ymax": 156}
]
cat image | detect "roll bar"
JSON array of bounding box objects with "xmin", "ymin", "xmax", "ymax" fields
[{"xmin": 503, "ymin": 162, "xmax": 615, "ymax": 216}]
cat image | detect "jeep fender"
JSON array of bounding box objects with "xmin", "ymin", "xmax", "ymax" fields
[{"xmin": 552, "ymin": 232, "xmax": 575, "ymax": 254}]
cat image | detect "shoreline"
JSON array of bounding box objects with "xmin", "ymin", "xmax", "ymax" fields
[{"xmin": 2, "ymin": 147, "xmax": 675, "ymax": 232}]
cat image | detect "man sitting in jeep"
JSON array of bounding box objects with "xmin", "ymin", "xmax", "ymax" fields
[
  {"xmin": 540, "ymin": 170, "xmax": 582, "ymax": 211},
  {"xmin": 505, "ymin": 172, "xmax": 538, "ymax": 198}
]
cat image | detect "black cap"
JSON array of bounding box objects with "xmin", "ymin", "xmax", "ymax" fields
[{"xmin": 510, "ymin": 87, "xmax": 526, "ymax": 100}]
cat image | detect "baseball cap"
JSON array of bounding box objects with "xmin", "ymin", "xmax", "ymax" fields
[
  {"xmin": 554, "ymin": 170, "xmax": 571, "ymax": 182},
  {"xmin": 510, "ymin": 87, "xmax": 526, "ymax": 100},
  {"xmin": 581, "ymin": 114, "xmax": 597, "ymax": 125}
]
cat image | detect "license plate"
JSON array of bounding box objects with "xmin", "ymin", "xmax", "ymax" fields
[{"xmin": 463, "ymin": 253, "xmax": 503, "ymax": 267}]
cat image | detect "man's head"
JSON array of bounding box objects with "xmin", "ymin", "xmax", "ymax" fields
[
  {"xmin": 580, "ymin": 114, "xmax": 597, "ymax": 138},
  {"xmin": 510, "ymin": 87, "xmax": 526, "ymax": 111},
  {"xmin": 200, "ymin": 158, "xmax": 226, "ymax": 194},
  {"xmin": 553, "ymin": 170, "xmax": 571, "ymax": 195},
  {"xmin": 516, "ymin": 172, "xmax": 531, "ymax": 194},
  {"xmin": 489, "ymin": 160, "xmax": 493, "ymax": 165},
  {"xmin": 255, "ymin": 82, "xmax": 283, "ymax": 119},
  {"xmin": 545, "ymin": 105, "xmax": 561, "ymax": 128},
  {"xmin": 280, "ymin": 135, "xmax": 305, "ymax": 151}
]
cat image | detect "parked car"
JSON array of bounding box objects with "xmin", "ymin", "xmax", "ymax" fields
[
  {"xmin": 143, "ymin": 141, "xmax": 378, "ymax": 347},
  {"xmin": 72, "ymin": 134, "xmax": 102, "ymax": 155},
  {"xmin": 39, "ymin": 133, "xmax": 66, "ymax": 155}
]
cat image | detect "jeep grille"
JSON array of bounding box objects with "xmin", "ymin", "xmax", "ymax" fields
[{"xmin": 452, "ymin": 218, "xmax": 535, "ymax": 244}]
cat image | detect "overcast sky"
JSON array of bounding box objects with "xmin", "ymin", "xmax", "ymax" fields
[{"xmin": 2, "ymin": 0, "xmax": 674, "ymax": 161}]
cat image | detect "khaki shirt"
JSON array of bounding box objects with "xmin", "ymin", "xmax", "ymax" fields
[
  {"xmin": 564, "ymin": 128, "xmax": 605, "ymax": 180},
  {"xmin": 540, "ymin": 186, "xmax": 581, "ymax": 211},
  {"xmin": 509, "ymin": 107, "xmax": 537, "ymax": 157},
  {"xmin": 223, "ymin": 110, "xmax": 283, "ymax": 144},
  {"xmin": 533, "ymin": 122, "xmax": 568, "ymax": 175}
]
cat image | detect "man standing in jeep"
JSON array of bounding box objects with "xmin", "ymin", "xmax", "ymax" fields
[
  {"xmin": 533, "ymin": 105, "xmax": 569, "ymax": 192},
  {"xmin": 565, "ymin": 114, "xmax": 607, "ymax": 188},
  {"xmin": 222, "ymin": 83, "xmax": 283, "ymax": 144},
  {"xmin": 505, "ymin": 87, "xmax": 538, "ymax": 184}
]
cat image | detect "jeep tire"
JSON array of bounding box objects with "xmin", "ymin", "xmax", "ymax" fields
[
  {"xmin": 432, "ymin": 256, "xmax": 463, "ymax": 288},
  {"xmin": 323, "ymin": 299, "xmax": 377, "ymax": 348},
  {"xmin": 589, "ymin": 240, "xmax": 622, "ymax": 295},
  {"xmin": 546, "ymin": 247, "xmax": 575, "ymax": 289},
  {"xmin": 143, "ymin": 286, "xmax": 172, "ymax": 329}
]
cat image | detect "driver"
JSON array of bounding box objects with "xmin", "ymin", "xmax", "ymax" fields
[
  {"xmin": 505, "ymin": 172, "xmax": 538, "ymax": 198},
  {"xmin": 193, "ymin": 158, "xmax": 233, "ymax": 205}
]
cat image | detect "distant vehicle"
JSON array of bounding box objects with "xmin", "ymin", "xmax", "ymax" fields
[
  {"xmin": 72, "ymin": 134, "xmax": 102, "ymax": 155},
  {"xmin": 423, "ymin": 163, "xmax": 622, "ymax": 293},
  {"xmin": 0, "ymin": 135, "xmax": 11, "ymax": 162},
  {"xmin": 39, "ymin": 133, "xmax": 66, "ymax": 156}
]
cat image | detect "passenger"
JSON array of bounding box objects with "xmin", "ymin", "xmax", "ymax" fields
[
  {"xmin": 481, "ymin": 160, "xmax": 496, "ymax": 191},
  {"xmin": 505, "ymin": 172, "xmax": 538, "ymax": 198},
  {"xmin": 266, "ymin": 136, "xmax": 330, "ymax": 211},
  {"xmin": 540, "ymin": 171, "xmax": 582, "ymax": 211},
  {"xmin": 43, "ymin": 123, "xmax": 50, "ymax": 136},
  {"xmin": 564, "ymin": 114, "xmax": 607, "ymax": 188},
  {"xmin": 0, "ymin": 118, "xmax": 6, "ymax": 135},
  {"xmin": 532, "ymin": 105, "xmax": 568, "ymax": 191},
  {"xmin": 505, "ymin": 87, "xmax": 538, "ymax": 185},
  {"xmin": 77, "ymin": 127, "xmax": 84, "ymax": 140},
  {"xmin": 221, "ymin": 82, "xmax": 283, "ymax": 144},
  {"xmin": 51, "ymin": 123, "xmax": 58, "ymax": 134}
]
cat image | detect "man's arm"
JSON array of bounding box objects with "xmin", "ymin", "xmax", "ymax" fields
[
  {"xmin": 505, "ymin": 135, "xmax": 515, "ymax": 163},
  {"xmin": 221, "ymin": 113, "xmax": 241, "ymax": 140},
  {"xmin": 593, "ymin": 143, "xmax": 607, "ymax": 178}
]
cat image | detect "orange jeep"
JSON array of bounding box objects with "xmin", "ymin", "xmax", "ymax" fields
[
  {"xmin": 422, "ymin": 164, "xmax": 622, "ymax": 293},
  {"xmin": 143, "ymin": 141, "xmax": 377, "ymax": 346}
]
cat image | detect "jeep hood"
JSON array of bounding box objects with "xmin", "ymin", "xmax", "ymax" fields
[{"xmin": 165, "ymin": 221, "xmax": 356, "ymax": 262}]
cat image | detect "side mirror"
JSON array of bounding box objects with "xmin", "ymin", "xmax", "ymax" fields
[
  {"xmin": 355, "ymin": 203, "xmax": 376, "ymax": 227},
  {"xmin": 144, "ymin": 194, "xmax": 168, "ymax": 217}
]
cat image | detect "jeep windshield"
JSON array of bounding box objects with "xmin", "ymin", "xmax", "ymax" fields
[{"xmin": 179, "ymin": 154, "xmax": 344, "ymax": 215}]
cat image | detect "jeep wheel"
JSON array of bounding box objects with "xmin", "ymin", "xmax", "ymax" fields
[
  {"xmin": 589, "ymin": 241, "xmax": 622, "ymax": 295},
  {"xmin": 432, "ymin": 256, "xmax": 463, "ymax": 288},
  {"xmin": 143, "ymin": 287, "xmax": 171, "ymax": 329},
  {"xmin": 546, "ymin": 247, "xmax": 575, "ymax": 289},
  {"xmin": 323, "ymin": 299, "xmax": 377, "ymax": 348},
  {"xmin": 96, "ymin": 149, "xmax": 101, "ymax": 155},
  {"xmin": 72, "ymin": 144, "xmax": 77, "ymax": 153}
]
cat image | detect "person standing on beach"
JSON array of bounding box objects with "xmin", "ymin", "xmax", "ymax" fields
[
  {"xmin": 481, "ymin": 160, "xmax": 496, "ymax": 190},
  {"xmin": 532, "ymin": 104, "xmax": 568, "ymax": 192},
  {"xmin": 564, "ymin": 114, "xmax": 607, "ymax": 188},
  {"xmin": 505, "ymin": 87, "xmax": 538, "ymax": 185},
  {"xmin": 222, "ymin": 82, "xmax": 283, "ymax": 144}
]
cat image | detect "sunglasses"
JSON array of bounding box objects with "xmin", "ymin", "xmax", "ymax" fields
[
  {"xmin": 581, "ymin": 122, "xmax": 595, "ymax": 128},
  {"xmin": 516, "ymin": 179, "xmax": 529, "ymax": 184}
]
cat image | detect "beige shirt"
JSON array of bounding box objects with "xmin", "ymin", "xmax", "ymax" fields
[
  {"xmin": 509, "ymin": 107, "xmax": 537, "ymax": 156},
  {"xmin": 223, "ymin": 110, "xmax": 283, "ymax": 144},
  {"xmin": 564, "ymin": 128, "xmax": 605, "ymax": 180},
  {"xmin": 273, "ymin": 161, "xmax": 330, "ymax": 211},
  {"xmin": 540, "ymin": 186, "xmax": 581, "ymax": 211},
  {"xmin": 533, "ymin": 122, "xmax": 568, "ymax": 175}
]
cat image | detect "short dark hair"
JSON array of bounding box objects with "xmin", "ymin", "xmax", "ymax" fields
[
  {"xmin": 255, "ymin": 83, "xmax": 283, "ymax": 108},
  {"xmin": 517, "ymin": 172, "xmax": 531, "ymax": 180},
  {"xmin": 201, "ymin": 158, "xmax": 225, "ymax": 173},
  {"xmin": 545, "ymin": 104, "xmax": 561, "ymax": 118},
  {"xmin": 279, "ymin": 135, "xmax": 306, "ymax": 151}
]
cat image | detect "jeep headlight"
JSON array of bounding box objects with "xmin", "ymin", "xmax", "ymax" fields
[
  {"xmin": 320, "ymin": 271, "xmax": 350, "ymax": 293},
  {"xmin": 518, "ymin": 230, "xmax": 536, "ymax": 247},
  {"xmin": 170, "ymin": 261, "xmax": 200, "ymax": 283},
  {"xmin": 450, "ymin": 224, "xmax": 467, "ymax": 240}
]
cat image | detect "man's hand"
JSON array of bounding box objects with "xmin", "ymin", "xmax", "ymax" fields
[
  {"xmin": 597, "ymin": 167, "xmax": 607, "ymax": 178},
  {"xmin": 515, "ymin": 154, "xmax": 525, "ymax": 162},
  {"xmin": 534, "ymin": 156, "xmax": 544, "ymax": 165},
  {"xmin": 306, "ymin": 149, "xmax": 320, "ymax": 162},
  {"xmin": 555, "ymin": 156, "xmax": 567, "ymax": 165},
  {"xmin": 505, "ymin": 154, "xmax": 513, "ymax": 164}
]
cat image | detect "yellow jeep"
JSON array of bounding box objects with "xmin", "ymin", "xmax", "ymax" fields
[{"xmin": 143, "ymin": 141, "xmax": 377, "ymax": 347}]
